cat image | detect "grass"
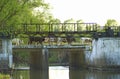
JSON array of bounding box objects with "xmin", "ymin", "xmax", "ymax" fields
[{"xmin": 0, "ymin": 74, "xmax": 10, "ymax": 79}]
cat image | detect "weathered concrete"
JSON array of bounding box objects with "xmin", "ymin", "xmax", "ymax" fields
[
  {"xmin": 86, "ymin": 38, "xmax": 120, "ymax": 70},
  {"xmin": 0, "ymin": 38, "xmax": 87, "ymax": 71},
  {"xmin": 0, "ymin": 39, "xmax": 13, "ymax": 69}
]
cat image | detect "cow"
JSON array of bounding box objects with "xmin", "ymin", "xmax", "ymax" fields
[
  {"xmin": 80, "ymin": 37, "xmax": 92, "ymax": 45},
  {"xmin": 28, "ymin": 36, "xmax": 45, "ymax": 45},
  {"xmin": 57, "ymin": 37, "xmax": 67, "ymax": 45},
  {"xmin": 66, "ymin": 35, "xmax": 76, "ymax": 45},
  {"xmin": 12, "ymin": 38, "xmax": 24, "ymax": 45},
  {"xmin": 44, "ymin": 37, "xmax": 58, "ymax": 45}
]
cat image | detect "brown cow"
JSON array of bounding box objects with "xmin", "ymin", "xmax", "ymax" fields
[
  {"xmin": 28, "ymin": 36, "xmax": 45, "ymax": 45},
  {"xmin": 66, "ymin": 35, "xmax": 76, "ymax": 45}
]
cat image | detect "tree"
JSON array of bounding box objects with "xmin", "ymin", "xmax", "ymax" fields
[
  {"xmin": 64, "ymin": 18, "xmax": 75, "ymax": 23},
  {"xmin": 49, "ymin": 18, "xmax": 61, "ymax": 23},
  {"xmin": 64, "ymin": 18, "xmax": 76, "ymax": 31},
  {"xmin": 0, "ymin": 0, "xmax": 26, "ymax": 26},
  {"xmin": 48, "ymin": 18, "xmax": 61, "ymax": 31},
  {"xmin": 0, "ymin": 0, "xmax": 50, "ymax": 32},
  {"xmin": 76, "ymin": 19, "xmax": 85, "ymax": 31},
  {"xmin": 104, "ymin": 19, "xmax": 120, "ymax": 30},
  {"xmin": 105, "ymin": 19, "xmax": 119, "ymax": 26}
]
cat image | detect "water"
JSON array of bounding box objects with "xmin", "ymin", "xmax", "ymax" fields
[{"xmin": 1, "ymin": 66, "xmax": 120, "ymax": 79}]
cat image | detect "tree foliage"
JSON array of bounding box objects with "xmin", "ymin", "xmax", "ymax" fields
[
  {"xmin": 76, "ymin": 19, "xmax": 85, "ymax": 31},
  {"xmin": 48, "ymin": 18, "xmax": 61, "ymax": 31},
  {"xmin": 49, "ymin": 18, "xmax": 61, "ymax": 23},
  {"xmin": 103, "ymin": 19, "xmax": 120, "ymax": 31},
  {"xmin": 105, "ymin": 19, "xmax": 119, "ymax": 26},
  {"xmin": 63, "ymin": 18, "xmax": 75, "ymax": 31},
  {"xmin": 0, "ymin": 0, "xmax": 50, "ymax": 32}
]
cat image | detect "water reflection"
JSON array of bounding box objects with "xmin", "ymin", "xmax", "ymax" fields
[
  {"xmin": 70, "ymin": 69, "xmax": 120, "ymax": 79},
  {"xmin": 85, "ymin": 70, "xmax": 120, "ymax": 79},
  {"xmin": 30, "ymin": 70, "xmax": 48, "ymax": 79},
  {"xmin": 12, "ymin": 70, "xmax": 29, "ymax": 79},
  {"xmin": 69, "ymin": 69, "xmax": 85, "ymax": 79},
  {"xmin": 1, "ymin": 66, "xmax": 120, "ymax": 79}
]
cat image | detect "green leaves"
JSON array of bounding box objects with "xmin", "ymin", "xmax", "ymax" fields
[
  {"xmin": 105, "ymin": 19, "xmax": 119, "ymax": 26},
  {"xmin": 0, "ymin": 0, "xmax": 51, "ymax": 34}
]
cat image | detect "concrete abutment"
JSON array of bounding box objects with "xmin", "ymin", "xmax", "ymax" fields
[
  {"xmin": 86, "ymin": 38, "xmax": 120, "ymax": 70},
  {"xmin": 0, "ymin": 39, "xmax": 13, "ymax": 70}
]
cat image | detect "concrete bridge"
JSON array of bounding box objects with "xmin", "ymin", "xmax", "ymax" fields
[
  {"xmin": 0, "ymin": 23, "xmax": 96, "ymax": 71},
  {"xmin": 0, "ymin": 42, "xmax": 89, "ymax": 68},
  {"xmin": 0, "ymin": 39, "xmax": 88, "ymax": 79},
  {"xmin": 1, "ymin": 23, "xmax": 120, "ymax": 79},
  {"xmin": 0, "ymin": 23, "xmax": 120, "ymax": 73}
]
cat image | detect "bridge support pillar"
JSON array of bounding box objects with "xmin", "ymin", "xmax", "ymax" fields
[
  {"xmin": 69, "ymin": 49, "xmax": 85, "ymax": 69},
  {"xmin": 87, "ymin": 38, "xmax": 120, "ymax": 70},
  {"xmin": 30, "ymin": 48, "xmax": 48, "ymax": 79},
  {"xmin": 0, "ymin": 39, "xmax": 13, "ymax": 69}
]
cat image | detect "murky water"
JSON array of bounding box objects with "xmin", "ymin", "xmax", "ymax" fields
[{"xmin": 1, "ymin": 66, "xmax": 120, "ymax": 79}]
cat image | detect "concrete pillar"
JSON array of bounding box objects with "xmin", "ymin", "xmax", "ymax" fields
[
  {"xmin": 0, "ymin": 39, "xmax": 13, "ymax": 69},
  {"xmin": 30, "ymin": 48, "xmax": 49, "ymax": 79},
  {"xmin": 2, "ymin": 39, "xmax": 7, "ymax": 55},
  {"xmin": 69, "ymin": 49, "xmax": 85, "ymax": 69},
  {"xmin": 7, "ymin": 39, "xmax": 13, "ymax": 68},
  {"xmin": 87, "ymin": 38, "xmax": 120, "ymax": 70}
]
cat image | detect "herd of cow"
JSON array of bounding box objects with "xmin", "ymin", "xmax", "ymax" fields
[{"xmin": 12, "ymin": 36, "xmax": 92, "ymax": 46}]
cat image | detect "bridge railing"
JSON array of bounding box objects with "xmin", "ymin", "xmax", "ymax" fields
[
  {"xmin": 98, "ymin": 26, "xmax": 120, "ymax": 32},
  {"xmin": 109, "ymin": 26, "xmax": 120, "ymax": 32},
  {"xmin": 22, "ymin": 23, "xmax": 97, "ymax": 33}
]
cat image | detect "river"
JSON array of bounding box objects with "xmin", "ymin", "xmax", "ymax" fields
[{"xmin": 1, "ymin": 66, "xmax": 120, "ymax": 79}]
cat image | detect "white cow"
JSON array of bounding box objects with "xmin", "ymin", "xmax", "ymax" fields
[
  {"xmin": 57, "ymin": 37, "xmax": 62, "ymax": 45},
  {"xmin": 12, "ymin": 38, "xmax": 24, "ymax": 45},
  {"xmin": 80, "ymin": 37, "xmax": 92, "ymax": 44},
  {"xmin": 43, "ymin": 37, "xmax": 57, "ymax": 45},
  {"xmin": 57, "ymin": 37, "xmax": 67, "ymax": 46}
]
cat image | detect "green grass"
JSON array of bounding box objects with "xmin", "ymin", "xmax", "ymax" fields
[{"xmin": 0, "ymin": 74, "xmax": 10, "ymax": 79}]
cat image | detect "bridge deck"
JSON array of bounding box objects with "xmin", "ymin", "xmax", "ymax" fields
[
  {"xmin": 12, "ymin": 45, "xmax": 87, "ymax": 49},
  {"xmin": 12, "ymin": 45, "xmax": 90, "ymax": 52}
]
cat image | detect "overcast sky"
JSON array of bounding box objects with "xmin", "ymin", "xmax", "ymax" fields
[{"xmin": 45, "ymin": 0, "xmax": 120, "ymax": 25}]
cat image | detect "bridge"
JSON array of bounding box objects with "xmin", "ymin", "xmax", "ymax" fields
[
  {"xmin": 0, "ymin": 23, "xmax": 92, "ymax": 70},
  {"xmin": 0, "ymin": 23, "xmax": 120, "ymax": 74}
]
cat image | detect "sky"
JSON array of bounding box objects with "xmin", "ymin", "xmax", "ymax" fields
[{"xmin": 45, "ymin": 0, "xmax": 120, "ymax": 25}]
